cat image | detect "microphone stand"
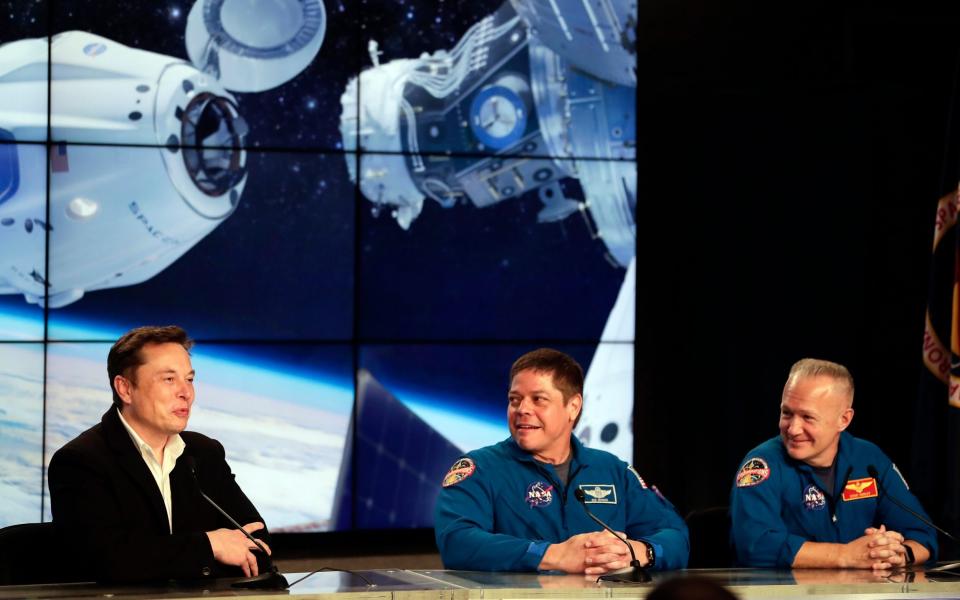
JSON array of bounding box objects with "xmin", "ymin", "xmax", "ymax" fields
[
  {"xmin": 184, "ymin": 457, "xmax": 289, "ymax": 590},
  {"xmin": 867, "ymin": 465, "xmax": 960, "ymax": 578},
  {"xmin": 574, "ymin": 489, "xmax": 651, "ymax": 583},
  {"xmin": 867, "ymin": 465, "xmax": 958, "ymax": 542}
]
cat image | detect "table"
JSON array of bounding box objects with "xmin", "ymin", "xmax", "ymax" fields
[{"xmin": 2, "ymin": 567, "xmax": 960, "ymax": 599}]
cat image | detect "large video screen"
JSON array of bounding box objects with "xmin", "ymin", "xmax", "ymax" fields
[{"xmin": 0, "ymin": 0, "xmax": 637, "ymax": 531}]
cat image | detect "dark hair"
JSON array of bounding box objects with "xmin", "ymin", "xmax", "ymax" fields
[
  {"xmin": 107, "ymin": 325, "xmax": 194, "ymax": 409},
  {"xmin": 509, "ymin": 348, "xmax": 584, "ymax": 427}
]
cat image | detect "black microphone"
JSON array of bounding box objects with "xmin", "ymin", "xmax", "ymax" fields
[
  {"xmin": 840, "ymin": 466, "xmax": 853, "ymax": 489},
  {"xmin": 831, "ymin": 466, "xmax": 854, "ymax": 524},
  {"xmin": 183, "ymin": 456, "xmax": 289, "ymax": 589},
  {"xmin": 574, "ymin": 488, "xmax": 651, "ymax": 583},
  {"xmin": 867, "ymin": 465, "xmax": 958, "ymax": 544}
]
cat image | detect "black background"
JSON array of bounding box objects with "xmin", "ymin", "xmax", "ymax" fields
[{"xmin": 634, "ymin": 0, "xmax": 960, "ymax": 537}]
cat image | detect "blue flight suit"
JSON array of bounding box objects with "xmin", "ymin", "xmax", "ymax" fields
[
  {"xmin": 434, "ymin": 436, "xmax": 689, "ymax": 571},
  {"xmin": 730, "ymin": 432, "xmax": 938, "ymax": 567}
]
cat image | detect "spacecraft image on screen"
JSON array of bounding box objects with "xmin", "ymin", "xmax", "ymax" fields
[
  {"xmin": 1, "ymin": 0, "xmax": 326, "ymax": 309},
  {"xmin": 44, "ymin": 149, "xmax": 356, "ymax": 342},
  {"xmin": 0, "ymin": 0, "xmax": 637, "ymax": 531}
]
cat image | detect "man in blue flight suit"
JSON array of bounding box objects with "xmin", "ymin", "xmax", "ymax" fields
[
  {"xmin": 730, "ymin": 358, "xmax": 937, "ymax": 569},
  {"xmin": 434, "ymin": 348, "xmax": 689, "ymax": 574}
]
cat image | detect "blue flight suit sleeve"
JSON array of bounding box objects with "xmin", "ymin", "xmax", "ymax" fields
[
  {"xmin": 434, "ymin": 456, "xmax": 546, "ymax": 571},
  {"xmin": 623, "ymin": 467, "xmax": 690, "ymax": 570},
  {"xmin": 873, "ymin": 461, "xmax": 938, "ymax": 560},
  {"xmin": 730, "ymin": 454, "xmax": 807, "ymax": 567}
]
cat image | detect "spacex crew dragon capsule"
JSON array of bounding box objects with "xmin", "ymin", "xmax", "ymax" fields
[{"xmin": 0, "ymin": 0, "xmax": 325, "ymax": 308}]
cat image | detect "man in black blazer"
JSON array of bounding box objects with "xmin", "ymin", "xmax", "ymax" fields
[{"xmin": 49, "ymin": 325, "xmax": 271, "ymax": 583}]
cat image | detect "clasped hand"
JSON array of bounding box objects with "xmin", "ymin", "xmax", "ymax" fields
[
  {"xmin": 541, "ymin": 530, "xmax": 646, "ymax": 575},
  {"xmin": 843, "ymin": 525, "xmax": 907, "ymax": 570},
  {"xmin": 206, "ymin": 521, "xmax": 272, "ymax": 577}
]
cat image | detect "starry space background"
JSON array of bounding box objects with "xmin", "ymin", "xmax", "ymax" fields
[{"xmin": 2, "ymin": 1, "xmax": 46, "ymax": 38}]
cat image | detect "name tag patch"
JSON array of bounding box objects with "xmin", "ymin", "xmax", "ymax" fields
[
  {"xmin": 579, "ymin": 484, "xmax": 618, "ymax": 504},
  {"xmin": 842, "ymin": 477, "xmax": 878, "ymax": 501}
]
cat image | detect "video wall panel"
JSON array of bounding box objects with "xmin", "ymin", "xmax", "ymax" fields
[
  {"xmin": 0, "ymin": 343, "xmax": 45, "ymax": 527},
  {"xmin": 41, "ymin": 342, "xmax": 353, "ymax": 531},
  {"xmin": 357, "ymin": 153, "xmax": 636, "ymax": 340},
  {"xmin": 0, "ymin": 0, "xmax": 637, "ymax": 532},
  {"xmin": 1, "ymin": 2, "xmax": 48, "ymax": 144},
  {"xmin": 0, "ymin": 142, "xmax": 47, "ymax": 341},
  {"xmin": 351, "ymin": 342, "xmax": 635, "ymax": 529},
  {"xmin": 353, "ymin": 0, "xmax": 637, "ymax": 161},
  {"xmin": 44, "ymin": 145, "xmax": 354, "ymax": 341}
]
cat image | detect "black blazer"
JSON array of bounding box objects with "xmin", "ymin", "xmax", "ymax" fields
[{"xmin": 48, "ymin": 407, "xmax": 269, "ymax": 583}]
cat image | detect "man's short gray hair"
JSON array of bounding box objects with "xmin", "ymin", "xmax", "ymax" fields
[{"xmin": 786, "ymin": 358, "xmax": 854, "ymax": 405}]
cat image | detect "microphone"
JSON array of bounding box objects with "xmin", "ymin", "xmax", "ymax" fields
[
  {"xmin": 867, "ymin": 465, "xmax": 958, "ymax": 544},
  {"xmin": 574, "ymin": 488, "xmax": 651, "ymax": 583},
  {"xmin": 831, "ymin": 466, "xmax": 853, "ymax": 524},
  {"xmin": 183, "ymin": 456, "xmax": 289, "ymax": 589}
]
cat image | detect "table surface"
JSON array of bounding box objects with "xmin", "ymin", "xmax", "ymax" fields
[{"xmin": 3, "ymin": 565, "xmax": 960, "ymax": 600}]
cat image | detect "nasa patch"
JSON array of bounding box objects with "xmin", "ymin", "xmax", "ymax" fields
[
  {"xmin": 803, "ymin": 484, "xmax": 826, "ymax": 511},
  {"xmin": 578, "ymin": 484, "xmax": 617, "ymax": 504},
  {"xmin": 442, "ymin": 457, "xmax": 475, "ymax": 487},
  {"xmin": 736, "ymin": 457, "xmax": 771, "ymax": 487},
  {"xmin": 627, "ymin": 465, "xmax": 648, "ymax": 488},
  {"xmin": 526, "ymin": 481, "xmax": 554, "ymax": 508}
]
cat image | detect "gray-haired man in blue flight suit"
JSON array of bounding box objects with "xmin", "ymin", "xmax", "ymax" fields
[
  {"xmin": 730, "ymin": 358, "xmax": 937, "ymax": 569},
  {"xmin": 434, "ymin": 348, "xmax": 689, "ymax": 574}
]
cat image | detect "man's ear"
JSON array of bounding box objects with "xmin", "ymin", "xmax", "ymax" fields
[
  {"xmin": 114, "ymin": 375, "xmax": 133, "ymax": 406},
  {"xmin": 567, "ymin": 393, "xmax": 583, "ymax": 423},
  {"xmin": 838, "ymin": 407, "xmax": 854, "ymax": 432}
]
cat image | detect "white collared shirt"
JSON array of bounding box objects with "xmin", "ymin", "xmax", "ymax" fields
[{"xmin": 117, "ymin": 409, "xmax": 186, "ymax": 533}]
